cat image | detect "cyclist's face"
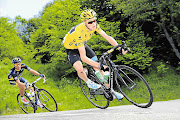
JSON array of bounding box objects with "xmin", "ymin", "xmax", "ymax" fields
[
  {"xmin": 85, "ymin": 17, "xmax": 97, "ymax": 31},
  {"xmin": 14, "ymin": 63, "xmax": 21, "ymax": 70}
]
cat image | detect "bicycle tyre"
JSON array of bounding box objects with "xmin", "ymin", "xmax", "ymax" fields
[
  {"xmin": 37, "ymin": 89, "xmax": 58, "ymax": 112},
  {"xmin": 79, "ymin": 74, "xmax": 109, "ymax": 109},
  {"xmin": 17, "ymin": 93, "xmax": 36, "ymax": 114},
  {"xmin": 114, "ymin": 65, "xmax": 153, "ymax": 108}
]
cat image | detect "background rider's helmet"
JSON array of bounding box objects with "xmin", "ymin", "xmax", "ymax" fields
[
  {"xmin": 12, "ymin": 57, "xmax": 21, "ymax": 64},
  {"xmin": 80, "ymin": 9, "xmax": 97, "ymax": 21}
]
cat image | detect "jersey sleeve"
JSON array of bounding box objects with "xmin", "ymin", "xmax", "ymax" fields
[{"xmin": 21, "ymin": 63, "xmax": 31, "ymax": 71}]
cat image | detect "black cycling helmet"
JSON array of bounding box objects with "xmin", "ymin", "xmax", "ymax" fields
[{"xmin": 12, "ymin": 57, "xmax": 21, "ymax": 64}]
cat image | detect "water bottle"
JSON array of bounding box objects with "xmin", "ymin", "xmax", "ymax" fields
[
  {"xmin": 104, "ymin": 71, "xmax": 110, "ymax": 81},
  {"xmin": 95, "ymin": 71, "xmax": 104, "ymax": 83},
  {"xmin": 27, "ymin": 93, "xmax": 33, "ymax": 100},
  {"xmin": 28, "ymin": 89, "xmax": 35, "ymax": 100}
]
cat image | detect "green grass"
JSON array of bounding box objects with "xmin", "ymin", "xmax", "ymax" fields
[{"xmin": 0, "ymin": 62, "xmax": 180, "ymax": 115}]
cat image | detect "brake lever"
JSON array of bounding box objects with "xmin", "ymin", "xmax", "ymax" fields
[{"xmin": 43, "ymin": 78, "xmax": 46, "ymax": 83}]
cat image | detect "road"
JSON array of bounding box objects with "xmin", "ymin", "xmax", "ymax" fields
[{"xmin": 0, "ymin": 99, "xmax": 180, "ymax": 120}]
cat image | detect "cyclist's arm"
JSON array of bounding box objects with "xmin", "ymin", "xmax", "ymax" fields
[
  {"xmin": 78, "ymin": 46, "xmax": 100, "ymax": 69},
  {"xmin": 29, "ymin": 69, "xmax": 40, "ymax": 76},
  {"xmin": 99, "ymin": 30, "xmax": 127, "ymax": 54},
  {"xmin": 99, "ymin": 30, "xmax": 118, "ymax": 46},
  {"xmin": 29, "ymin": 69, "xmax": 46, "ymax": 78}
]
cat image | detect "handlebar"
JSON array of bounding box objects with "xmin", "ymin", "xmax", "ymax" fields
[
  {"xmin": 29, "ymin": 77, "xmax": 46, "ymax": 87},
  {"xmin": 99, "ymin": 41, "xmax": 130, "ymax": 70}
]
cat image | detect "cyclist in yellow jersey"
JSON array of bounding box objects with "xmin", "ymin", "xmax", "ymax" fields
[{"xmin": 62, "ymin": 9, "xmax": 127, "ymax": 100}]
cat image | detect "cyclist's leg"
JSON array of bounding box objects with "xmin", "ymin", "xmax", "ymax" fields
[
  {"xmin": 73, "ymin": 61, "xmax": 89, "ymax": 82},
  {"xmin": 85, "ymin": 44, "xmax": 109, "ymax": 88},
  {"xmin": 66, "ymin": 49, "xmax": 88, "ymax": 82},
  {"xmin": 16, "ymin": 79, "xmax": 30, "ymax": 104},
  {"xmin": 9, "ymin": 77, "xmax": 26, "ymax": 98},
  {"xmin": 8, "ymin": 78, "xmax": 25, "ymax": 95},
  {"xmin": 85, "ymin": 44, "xmax": 99, "ymax": 71},
  {"xmin": 66, "ymin": 49, "xmax": 100, "ymax": 89},
  {"xmin": 19, "ymin": 77, "xmax": 35, "ymax": 100},
  {"xmin": 16, "ymin": 79, "xmax": 26, "ymax": 97}
]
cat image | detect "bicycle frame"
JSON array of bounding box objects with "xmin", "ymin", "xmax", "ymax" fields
[
  {"xmin": 105, "ymin": 57, "xmax": 137, "ymax": 91},
  {"xmin": 21, "ymin": 77, "xmax": 45, "ymax": 109},
  {"xmin": 86, "ymin": 65, "xmax": 113, "ymax": 100},
  {"xmin": 28, "ymin": 77, "xmax": 46, "ymax": 99},
  {"xmin": 95, "ymin": 43, "xmax": 134, "ymax": 97}
]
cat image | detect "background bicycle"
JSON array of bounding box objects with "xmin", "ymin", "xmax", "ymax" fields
[
  {"xmin": 79, "ymin": 41, "xmax": 153, "ymax": 109},
  {"xmin": 17, "ymin": 77, "xmax": 58, "ymax": 114}
]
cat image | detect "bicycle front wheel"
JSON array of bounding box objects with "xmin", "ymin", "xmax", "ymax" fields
[
  {"xmin": 37, "ymin": 89, "xmax": 58, "ymax": 112},
  {"xmin": 17, "ymin": 93, "xmax": 36, "ymax": 114},
  {"xmin": 115, "ymin": 65, "xmax": 153, "ymax": 108},
  {"xmin": 79, "ymin": 75, "xmax": 109, "ymax": 109}
]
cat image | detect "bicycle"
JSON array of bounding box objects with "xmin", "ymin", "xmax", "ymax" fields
[
  {"xmin": 79, "ymin": 41, "xmax": 153, "ymax": 109},
  {"xmin": 17, "ymin": 77, "xmax": 58, "ymax": 114}
]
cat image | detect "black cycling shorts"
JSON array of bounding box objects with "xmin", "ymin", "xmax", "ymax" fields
[{"xmin": 66, "ymin": 44, "xmax": 97, "ymax": 65}]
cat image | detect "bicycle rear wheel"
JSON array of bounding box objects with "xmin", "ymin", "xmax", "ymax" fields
[
  {"xmin": 17, "ymin": 93, "xmax": 36, "ymax": 114},
  {"xmin": 37, "ymin": 89, "xmax": 58, "ymax": 112},
  {"xmin": 114, "ymin": 65, "xmax": 153, "ymax": 108},
  {"xmin": 79, "ymin": 74, "xmax": 109, "ymax": 109}
]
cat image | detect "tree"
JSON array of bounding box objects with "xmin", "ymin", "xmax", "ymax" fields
[
  {"xmin": 30, "ymin": 0, "xmax": 82, "ymax": 78},
  {"xmin": 0, "ymin": 17, "xmax": 27, "ymax": 62},
  {"xmin": 111, "ymin": 0, "xmax": 180, "ymax": 61},
  {"xmin": 79, "ymin": 0, "xmax": 121, "ymax": 21},
  {"xmin": 15, "ymin": 16, "xmax": 42, "ymax": 44}
]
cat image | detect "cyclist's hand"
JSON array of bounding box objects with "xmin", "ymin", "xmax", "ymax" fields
[
  {"xmin": 99, "ymin": 63, "xmax": 105, "ymax": 71},
  {"xmin": 119, "ymin": 47, "xmax": 130, "ymax": 55},
  {"xmin": 122, "ymin": 49, "xmax": 128, "ymax": 55},
  {"xmin": 39, "ymin": 74, "xmax": 46, "ymax": 79},
  {"xmin": 25, "ymin": 83, "xmax": 32, "ymax": 89}
]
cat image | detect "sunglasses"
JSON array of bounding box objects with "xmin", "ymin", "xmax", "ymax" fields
[
  {"xmin": 88, "ymin": 19, "xmax": 96, "ymax": 24},
  {"xmin": 14, "ymin": 63, "xmax": 21, "ymax": 66}
]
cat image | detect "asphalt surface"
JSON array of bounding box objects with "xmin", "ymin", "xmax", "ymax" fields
[{"xmin": 0, "ymin": 99, "xmax": 180, "ymax": 120}]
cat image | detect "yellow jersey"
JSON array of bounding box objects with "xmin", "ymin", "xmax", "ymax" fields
[{"xmin": 63, "ymin": 23, "xmax": 102, "ymax": 49}]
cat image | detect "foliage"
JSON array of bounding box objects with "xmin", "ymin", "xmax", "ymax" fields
[
  {"xmin": 114, "ymin": 26, "xmax": 153, "ymax": 70},
  {"xmin": 79, "ymin": 0, "xmax": 116, "ymax": 19},
  {"xmin": 1, "ymin": 0, "xmax": 180, "ymax": 80},
  {"xmin": 29, "ymin": 0, "xmax": 82, "ymax": 78},
  {"xmin": 111, "ymin": 0, "xmax": 180, "ymax": 65},
  {"xmin": 0, "ymin": 17, "xmax": 33, "ymax": 64},
  {"xmin": 87, "ymin": 18, "xmax": 122, "ymax": 56},
  {"xmin": 157, "ymin": 62, "xmax": 169, "ymax": 77}
]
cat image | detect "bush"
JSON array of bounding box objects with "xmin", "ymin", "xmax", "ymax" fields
[{"xmin": 157, "ymin": 62, "xmax": 169, "ymax": 77}]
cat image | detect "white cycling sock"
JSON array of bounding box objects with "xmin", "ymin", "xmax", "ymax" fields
[
  {"xmin": 21, "ymin": 96, "xmax": 24, "ymax": 99},
  {"xmin": 86, "ymin": 79, "xmax": 91, "ymax": 84}
]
